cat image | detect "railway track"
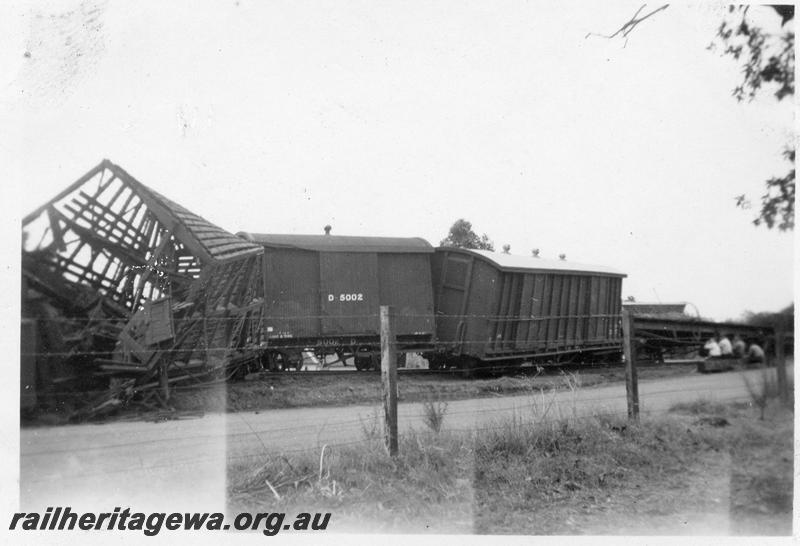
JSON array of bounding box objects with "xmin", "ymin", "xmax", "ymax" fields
[
  {"xmin": 245, "ymin": 359, "xmax": 673, "ymax": 378},
  {"xmin": 232, "ymin": 355, "xmax": 708, "ymax": 382}
]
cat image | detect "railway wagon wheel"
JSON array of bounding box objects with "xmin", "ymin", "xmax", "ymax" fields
[
  {"xmin": 354, "ymin": 347, "xmax": 374, "ymax": 371},
  {"xmin": 264, "ymin": 351, "xmax": 285, "ymax": 372},
  {"xmin": 425, "ymin": 353, "xmax": 447, "ymax": 370},
  {"xmin": 265, "ymin": 351, "xmax": 304, "ymax": 371},
  {"xmin": 458, "ymin": 356, "xmax": 480, "ymax": 379},
  {"xmin": 354, "ymin": 356, "xmax": 370, "ymax": 371},
  {"xmin": 354, "ymin": 350, "xmax": 407, "ymax": 370}
]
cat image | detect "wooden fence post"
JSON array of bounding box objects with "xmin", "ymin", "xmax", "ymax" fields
[
  {"xmin": 380, "ymin": 305, "xmax": 399, "ymax": 457},
  {"xmin": 621, "ymin": 308, "xmax": 640, "ymax": 421},
  {"xmin": 774, "ymin": 318, "xmax": 788, "ymax": 407}
]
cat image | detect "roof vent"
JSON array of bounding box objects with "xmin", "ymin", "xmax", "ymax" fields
[
  {"xmin": 502, "ymin": 244, "xmax": 511, "ymax": 254},
  {"xmin": 559, "ymin": 253, "xmax": 566, "ymax": 261},
  {"xmin": 531, "ymin": 248, "xmax": 540, "ymax": 258},
  {"xmin": 324, "ymin": 225, "xmax": 332, "ymax": 235}
]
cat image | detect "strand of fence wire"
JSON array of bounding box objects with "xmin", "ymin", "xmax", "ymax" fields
[
  {"xmin": 22, "ymin": 308, "xmax": 739, "ymax": 362},
  {"xmin": 24, "ymin": 312, "xmax": 632, "ymax": 323},
  {"xmin": 75, "ymin": 377, "xmax": 787, "ymax": 435},
  {"xmin": 22, "ymin": 396, "xmax": 760, "ymax": 486},
  {"xmin": 29, "ymin": 311, "xmax": 771, "ymax": 325},
  {"xmin": 31, "ymin": 356, "xmax": 776, "ymax": 411},
  {"xmin": 18, "ymin": 333, "xmax": 643, "ymax": 357},
  {"xmin": 19, "ymin": 339, "xmax": 631, "ymax": 357},
  {"xmin": 66, "ymin": 380, "xmax": 772, "ymax": 443},
  {"xmin": 439, "ymin": 397, "xmax": 756, "ymax": 435},
  {"xmin": 21, "ymin": 381, "xmax": 763, "ymax": 458},
  {"xmin": 19, "ymin": 357, "xmax": 650, "ymax": 397}
]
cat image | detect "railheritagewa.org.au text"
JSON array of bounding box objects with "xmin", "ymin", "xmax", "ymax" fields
[{"xmin": 9, "ymin": 507, "xmax": 331, "ymax": 536}]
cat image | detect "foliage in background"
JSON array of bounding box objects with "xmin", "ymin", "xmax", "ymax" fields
[
  {"xmin": 740, "ymin": 303, "xmax": 794, "ymax": 331},
  {"xmin": 440, "ymin": 218, "xmax": 495, "ymax": 251},
  {"xmin": 712, "ymin": 5, "xmax": 795, "ymax": 231},
  {"xmin": 714, "ymin": 5, "xmax": 795, "ymax": 102}
]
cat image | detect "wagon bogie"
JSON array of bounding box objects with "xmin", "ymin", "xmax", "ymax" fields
[{"xmin": 351, "ymin": 347, "xmax": 408, "ymax": 371}]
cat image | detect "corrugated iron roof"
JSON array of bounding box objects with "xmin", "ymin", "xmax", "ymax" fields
[
  {"xmin": 439, "ymin": 247, "xmax": 626, "ymax": 277},
  {"xmin": 239, "ymin": 233, "xmax": 434, "ymax": 253}
]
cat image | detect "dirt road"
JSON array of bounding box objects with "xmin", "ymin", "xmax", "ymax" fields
[{"xmin": 19, "ymin": 366, "xmax": 788, "ymax": 512}]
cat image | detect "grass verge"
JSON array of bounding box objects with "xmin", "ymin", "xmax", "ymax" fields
[{"xmin": 228, "ymin": 395, "xmax": 793, "ymax": 535}]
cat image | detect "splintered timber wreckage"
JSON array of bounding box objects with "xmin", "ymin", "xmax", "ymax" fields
[{"xmin": 22, "ymin": 160, "xmax": 267, "ymax": 419}]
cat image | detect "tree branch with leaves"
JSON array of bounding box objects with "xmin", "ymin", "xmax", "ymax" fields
[
  {"xmin": 712, "ymin": 5, "xmax": 795, "ymax": 231},
  {"xmin": 591, "ymin": 4, "xmax": 795, "ymax": 231}
]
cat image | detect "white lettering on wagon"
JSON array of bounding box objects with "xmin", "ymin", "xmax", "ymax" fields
[{"xmin": 327, "ymin": 293, "xmax": 364, "ymax": 302}]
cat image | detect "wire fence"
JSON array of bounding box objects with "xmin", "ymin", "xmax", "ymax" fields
[
  {"xmin": 19, "ymin": 305, "xmax": 789, "ymax": 488},
  {"xmin": 16, "ymin": 356, "xmax": 680, "ymax": 397},
  {"xmin": 23, "ymin": 394, "xmax": 759, "ymax": 486},
  {"xmin": 21, "ymin": 377, "xmax": 764, "ymax": 485},
  {"xmin": 23, "ymin": 382, "xmax": 761, "ymax": 458},
  {"xmin": 23, "ymin": 307, "xmax": 769, "ymax": 362},
  {"xmin": 20, "ymin": 338, "xmax": 625, "ymax": 357},
  {"xmin": 21, "ymin": 312, "xmax": 627, "ymax": 323}
]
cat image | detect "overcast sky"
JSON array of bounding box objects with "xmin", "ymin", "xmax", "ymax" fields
[{"xmin": 2, "ymin": 0, "xmax": 795, "ymax": 321}]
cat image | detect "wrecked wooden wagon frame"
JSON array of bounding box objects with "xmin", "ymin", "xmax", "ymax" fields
[{"xmin": 22, "ymin": 160, "xmax": 267, "ymax": 419}]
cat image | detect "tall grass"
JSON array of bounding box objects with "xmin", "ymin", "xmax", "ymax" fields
[
  {"xmin": 228, "ymin": 429, "xmax": 476, "ymax": 532},
  {"xmin": 228, "ymin": 371, "xmax": 792, "ymax": 533},
  {"xmin": 421, "ymin": 397, "xmax": 448, "ymax": 433}
]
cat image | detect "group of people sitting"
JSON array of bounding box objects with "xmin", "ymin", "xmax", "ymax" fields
[{"xmin": 702, "ymin": 333, "xmax": 765, "ymax": 364}]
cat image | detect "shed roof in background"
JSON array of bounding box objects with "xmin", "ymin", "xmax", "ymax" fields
[
  {"xmin": 238, "ymin": 233, "xmax": 434, "ymax": 253},
  {"xmin": 438, "ymin": 247, "xmax": 627, "ymax": 277},
  {"xmin": 622, "ymin": 302, "xmax": 688, "ymax": 313}
]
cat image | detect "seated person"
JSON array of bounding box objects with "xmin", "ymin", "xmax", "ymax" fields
[
  {"xmin": 703, "ymin": 337, "xmax": 721, "ymax": 358},
  {"xmin": 732, "ymin": 335, "xmax": 746, "ymax": 358},
  {"xmin": 718, "ymin": 334, "xmax": 733, "ymax": 357},
  {"xmin": 745, "ymin": 342, "xmax": 765, "ymax": 365}
]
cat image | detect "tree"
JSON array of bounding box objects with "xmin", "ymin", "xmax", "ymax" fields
[
  {"xmin": 439, "ymin": 219, "xmax": 495, "ymax": 251},
  {"xmin": 714, "ymin": 5, "xmax": 794, "ymax": 103},
  {"xmin": 740, "ymin": 303, "xmax": 794, "ymax": 331},
  {"xmin": 590, "ymin": 4, "xmax": 795, "ymax": 231},
  {"xmin": 739, "ymin": 148, "xmax": 795, "ymax": 231},
  {"xmin": 713, "ymin": 5, "xmax": 795, "ymax": 231}
]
